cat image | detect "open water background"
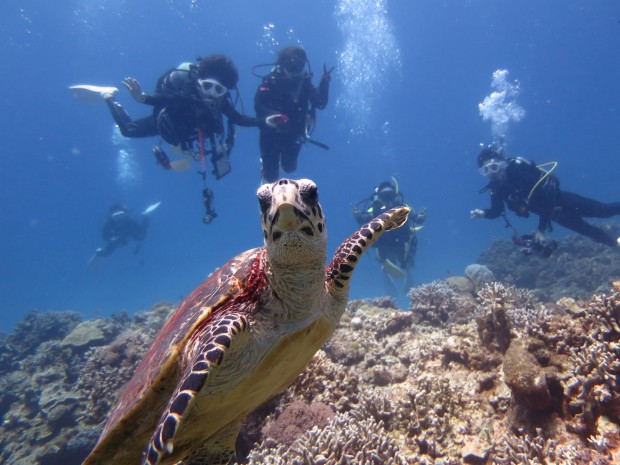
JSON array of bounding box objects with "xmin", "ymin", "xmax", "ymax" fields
[{"xmin": 1, "ymin": 0, "xmax": 619, "ymax": 330}]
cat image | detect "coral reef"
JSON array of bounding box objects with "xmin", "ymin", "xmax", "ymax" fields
[
  {"xmin": 2, "ymin": 276, "xmax": 620, "ymax": 464},
  {"xmin": 0, "ymin": 304, "xmax": 174, "ymax": 465},
  {"xmin": 408, "ymin": 280, "xmax": 460, "ymax": 326},
  {"xmin": 465, "ymin": 264, "xmax": 496, "ymax": 292},
  {"xmin": 247, "ymin": 413, "xmax": 411, "ymax": 465},
  {"xmin": 477, "ymin": 227, "xmax": 620, "ymax": 300}
]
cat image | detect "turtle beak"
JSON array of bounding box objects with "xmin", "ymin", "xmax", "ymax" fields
[{"xmin": 275, "ymin": 203, "xmax": 300, "ymax": 230}]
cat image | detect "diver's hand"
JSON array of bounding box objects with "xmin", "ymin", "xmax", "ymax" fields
[
  {"xmin": 470, "ymin": 209, "xmax": 485, "ymax": 219},
  {"xmin": 416, "ymin": 207, "xmax": 427, "ymax": 223},
  {"xmin": 265, "ymin": 113, "xmax": 289, "ymax": 128},
  {"xmin": 321, "ymin": 64, "xmax": 335, "ymax": 82},
  {"xmin": 122, "ymin": 77, "xmax": 146, "ymax": 103}
]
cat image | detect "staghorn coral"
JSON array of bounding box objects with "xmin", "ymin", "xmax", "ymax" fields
[
  {"xmin": 247, "ymin": 413, "xmax": 411, "ymax": 465},
  {"xmin": 563, "ymin": 283, "xmax": 620, "ymax": 437},
  {"xmin": 491, "ymin": 427, "xmax": 557, "ymax": 464},
  {"xmin": 506, "ymin": 305, "xmax": 552, "ymax": 340},
  {"xmin": 397, "ymin": 373, "xmax": 464, "ymax": 458},
  {"xmin": 350, "ymin": 390, "xmax": 396, "ymax": 431},
  {"xmin": 490, "ymin": 426, "xmax": 615, "ymax": 465}
]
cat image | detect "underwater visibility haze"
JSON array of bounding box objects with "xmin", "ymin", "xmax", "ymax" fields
[
  {"xmin": 1, "ymin": 1, "xmax": 620, "ymax": 329},
  {"xmin": 4, "ymin": 2, "xmax": 620, "ymax": 465}
]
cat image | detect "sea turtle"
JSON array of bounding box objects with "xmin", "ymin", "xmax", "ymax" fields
[{"xmin": 82, "ymin": 178, "xmax": 409, "ymax": 465}]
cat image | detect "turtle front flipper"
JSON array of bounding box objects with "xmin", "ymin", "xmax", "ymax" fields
[
  {"xmin": 180, "ymin": 421, "xmax": 242, "ymax": 465},
  {"xmin": 326, "ymin": 206, "xmax": 410, "ymax": 299},
  {"xmin": 143, "ymin": 313, "xmax": 249, "ymax": 465}
]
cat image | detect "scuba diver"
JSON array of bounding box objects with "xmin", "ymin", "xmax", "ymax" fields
[
  {"xmin": 352, "ymin": 178, "xmax": 427, "ymax": 295},
  {"xmin": 471, "ymin": 146, "xmax": 620, "ymax": 250},
  {"xmin": 254, "ymin": 46, "xmax": 333, "ymax": 183},
  {"xmin": 89, "ymin": 202, "xmax": 161, "ymax": 265},
  {"xmin": 70, "ymin": 55, "xmax": 263, "ymax": 224}
]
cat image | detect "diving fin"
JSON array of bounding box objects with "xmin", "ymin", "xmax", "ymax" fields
[
  {"xmin": 382, "ymin": 258, "xmax": 407, "ymax": 279},
  {"xmin": 170, "ymin": 159, "xmax": 192, "ymax": 172},
  {"xmin": 87, "ymin": 252, "xmax": 100, "ymax": 268},
  {"xmin": 69, "ymin": 85, "xmax": 119, "ymax": 103},
  {"xmin": 142, "ymin": 202, "xmax": 162, "ymax": 216}
]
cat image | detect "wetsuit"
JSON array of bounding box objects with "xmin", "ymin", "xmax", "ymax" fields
[
  {"xmin": 482, "ymin": 157, "xmax": 620, "ymax": 246},
  {"xmin": 106, "ymin": 69, "xmax": 259, "ymax": 150},
  {"xmin": 98, "ymin": 212, "xmax": 149, "ymax": 257},
  {"xmin": 255, "ymin": 71, "xmax": 329, "ymax": 182}
]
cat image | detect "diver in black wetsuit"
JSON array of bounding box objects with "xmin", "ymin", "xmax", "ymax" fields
[
  {"xmin": 79, "ymin": 55, "xmax": 266, "ymax": 224},
  {"xmin": 352, "ymin": 179, "xmax": 427, "ymax": 295},
  {"xmin": 254, "ymin": 46, "xmax": 332, "ymax": 183},
  {"xmin": 105, "ymin": 55, "xmax": 260, "ymax": 152},
  {"xmin": 471, "ymin": 146, "xmax": 620, "ymax": 247},
  {"xmin": 95, "ymin": 204, "xmax": 149, "ymax": 258}
]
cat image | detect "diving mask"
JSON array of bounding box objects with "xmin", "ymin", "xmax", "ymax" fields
[
  {"xmin": 479, "ymin": 159, "xmax": 507, "ymax": 178},
  {"xmin": 198, "ymin": 78, "xmax": 227, "ymax": 100},
  {"xmin": 281, "ymin": 57, "xmax": 305, "ymax": 77},
  {"xmin": 378, "ymin": 188, "xmax": 396, "ymax": 202}
]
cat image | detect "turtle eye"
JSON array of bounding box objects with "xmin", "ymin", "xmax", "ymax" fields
[
  {"xmin": 300, "ymin": 183, "xmax": 318, "ymax": 206},
  {"xmin": 257, "ymin": 190, "xmax": 272, "ymax": 213}
]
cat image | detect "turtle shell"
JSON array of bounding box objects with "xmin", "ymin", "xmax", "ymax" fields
[{"xmin": 83, "ymin": 247, "xmax": 266, "ymax": 465}]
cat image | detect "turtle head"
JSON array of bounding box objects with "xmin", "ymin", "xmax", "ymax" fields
[{"xmin": 258, "ymin": 179, "xmax": 327, "ymax": 269}]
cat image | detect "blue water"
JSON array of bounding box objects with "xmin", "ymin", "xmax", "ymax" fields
[{"xmin": 1, "ymin": 0, "xmax": 619, "ymax": 331}]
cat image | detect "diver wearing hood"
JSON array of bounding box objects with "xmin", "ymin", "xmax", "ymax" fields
[
  {"xmin": 471, "ymin": 146, "xmax": 620, "ymax": 247},
  {"xmin": 254, "ymin": 46, "xmax": 333, "ymax": 183}
]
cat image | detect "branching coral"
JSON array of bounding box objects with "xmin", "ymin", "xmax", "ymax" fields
[
  {"xmin": 397, "ymin": 373, "xmax": 463, "ymax": 458},
  {"xmin": 408, "ymin": 281, "xmax": 458, "ymax": 326},
  {"xmin": 247, "ymin": 413, "xmax": 410, "ymax": 465},
  {"xmin": 350, "ymin": 390, "xmax": 395, "ymax": 430},
  {"xmin": 287, "ymin": 351, "xmax": 360, "ymax": 413},
  {"xmin": 491, "ymin": 428, "xmax": 557, "ymax": 464},
  {"xmin": 563, "ymin": 283, "xmax": 620, "ymax": 437},
  {"xmin": 491, "ymin": 426, "xmax": 614, "ymax": 465}
]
